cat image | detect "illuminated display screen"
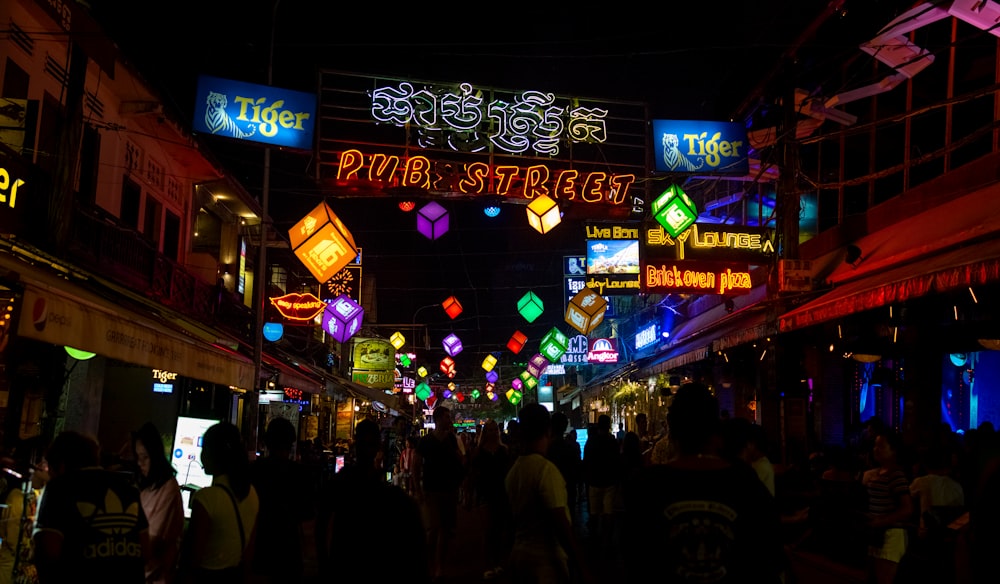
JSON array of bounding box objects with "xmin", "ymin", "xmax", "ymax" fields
[
  {"xmin": 153, "ymin": 383, "xmax": 174, "ymax": 394},
  {"xmin": 587, "ymin": 239, "xmax": 639, "ymax": 275}
]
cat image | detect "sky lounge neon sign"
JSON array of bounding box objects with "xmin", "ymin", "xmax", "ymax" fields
[
  {"xmin": 336, "ymin": 149, "xmax": 635, "ymax": 204},
  {"xmin": 370, "ymin": 82, "xmax": 608, "ymax": 156}
]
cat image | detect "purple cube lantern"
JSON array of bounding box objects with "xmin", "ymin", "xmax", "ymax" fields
[
  {"xmin": 442, "ymin": 332, "xmax": 463, "ymax": 357},
  {"xmin": 486, "ymin": 370, "xmax": 499, "ymax": 384},
  {"xmin": 527, "ymin": 353, "xmax": 549, "ymax": 379},
  {"xmin": 322, "ymin": 294, "xmax": 364, "ymax": 343},
  {"xmin": 417, "ymin": 201, "xmax": 449, "ymax": 240}
]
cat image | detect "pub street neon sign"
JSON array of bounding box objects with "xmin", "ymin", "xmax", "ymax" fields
[
  {"xmin": 371, "ymin": 82, "xmax": 608, "ymax": 156},
  {"xmin": 335, "ymin": 149, "xmax": 635, "ymax": 205}
]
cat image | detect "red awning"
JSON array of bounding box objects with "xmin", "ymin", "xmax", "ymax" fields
[{"xmin": 779, "ymin": 237, "xmax": 1000, "ymax": 332}]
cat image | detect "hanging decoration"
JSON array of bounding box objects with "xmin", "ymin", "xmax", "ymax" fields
[
  {"xmin": 442, "ymin": 296, "xmax": 463, "ymax": 319},
  {"xmin": 507, "ymin": 330, "xmax": 528, "ymax": 354},
  {"xmin": 540, "ymin": 327, "xmax": 569, "ymax": 362},
  {"xmin": 322, "ymin": 294, "xmax": 364, "ymax": 343},
  {"xmin": 651, "ymin": 184, "xmax": 698, "ymax": 237},
  {"xmin": 565, "ymin": 288, "xmax": 608, "ymax": 335},
  {"xmin": 417, "ymin": 201, "xmax": 449, "ymax": 240},
  {"xmin": 389, "ymin": 331, "xmax": 406, "ymax": 350},
  {"xmin": 527, "ymin": 353, "xmax": 549, "ymax": 379},
  {"xmin": 526, "ymin": 193, "xmax": 561, "ymax": 234},
  {"xmin": 517, "ymin": 291, "xmax": 544, "ymax": 323},
  {"xmin": 482, "ymin": 354, "xmax": 498, "ymax": 372},
  {"xmin": 289, "ymin": 201, "xmax": 358, "ymax": 283},
  {"xmin": 442, "ymin": 333, "xmax": 464, "ymax": 357}
]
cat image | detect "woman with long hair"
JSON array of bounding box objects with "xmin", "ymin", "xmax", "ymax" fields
[
  {"xmin": 132, "ymin": 422, "xmax": 184, "ymax": 584},
  {"xmin": 181, "ymin": 422, "xmax": 259, "ymax": 584}
]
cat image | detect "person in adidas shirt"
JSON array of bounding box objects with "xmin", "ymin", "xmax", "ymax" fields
[{"xmin": 33, "ymin": 430, "xmax": 149, "ymax": 583}]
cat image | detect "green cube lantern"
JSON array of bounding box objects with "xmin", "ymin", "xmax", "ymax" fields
[
  {"xmin": 415, "ymin": 382, "xmax": 432, "ymax": 401},
  {"xmin": 565, "ymin": 287, "xmax": 608, "ymax": 335},
  {"xmin": 519, "ymin": 370, "xmax": 538, "ymax": 391},
  {"xmin": 517, "ymin": 291, "xmax": 544, "ymax": 323},
  {"xmin": 652, "ymin": 184, "xmax": 698, "ymax": 237},
  {"xmin": 470, "ymin": 389, "xmax": 481, "ymax": 400},
  {"xmin": 399, "ymin": 354, "xmax": 411, "ymax": 367},
  {"xmin": 540, "ymin": 327, "xmax": 569, "ymax": 362},
  {"xmin": 506, "ymin": 388, "xmax": 523, "ymax": 405}
]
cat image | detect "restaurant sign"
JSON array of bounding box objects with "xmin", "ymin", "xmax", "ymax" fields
[
  {"xmin": 641, "ymin": 260, "xmax": 753, "ymax": 296},
  {"xmin": 269, "ymin": 292, "xmax": 325, "ymax": 322},
  {"xmin": 642, "ymin": 222, "xmax": 775, "ymax": 263}
]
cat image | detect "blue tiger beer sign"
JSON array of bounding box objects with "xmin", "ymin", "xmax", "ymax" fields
[
  {"xmin": 652, "ymin": 120, "xmax": 748, "ymax": 175},
  {"xmin": 193, "ymin": 75, "xmax": 316, "ymax": 149}
]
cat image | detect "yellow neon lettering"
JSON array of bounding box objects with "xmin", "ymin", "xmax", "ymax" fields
[
  {"xmin": 554, "ymin": 170, "xmax": 578, "ymax": 200},
  {"xmin": 403, "ymin": 156, "xmax": 431, "ymax": 188},
  {"xmin": 337, "ymin": 150, "xmax": 365, "ymax": 180},
  {"xmin": 494, "ymin": 166, "xmax": 519, "ymax": 196},
  {"xmin": 523, "ymin": 165, "xmax": 550, "ymax": 199},
  {"xmin": 368, "ymin": 153, "xmax": 400, "ymax": 182},
  {"xmin": 459, "ymin": 162, "xmax": 489, "ymax": 194},
  {"xmin": 581, "ymin": 172, "xmax": 606, "ymax": 203}
]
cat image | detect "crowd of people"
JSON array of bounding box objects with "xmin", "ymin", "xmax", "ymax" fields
[{"xmin": 0, "ymin": 389, "xmax": 996, "ymax": 583}]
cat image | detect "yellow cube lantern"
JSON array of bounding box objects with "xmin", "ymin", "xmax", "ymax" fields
[
  {"xmin": 565, "ymin": 287, "xmax": 608, "ymax": 334},
  {"xmin": 482, "ymin": 354, "xmax": 498, "ymax": 372},
  {"xmin": 526, "ymin": 194, "xmax": 561, "ymax": 234},
  {"xmin": 417, "ymin": 366, "xmax": 428, "ymax": 378},
  {"xmin": 389, "ymin": 331, "xmax": 406, "ymax": 350},
  {"xmin": 289, "ymin": 201, "xmax": 358, "ymax": 283}
]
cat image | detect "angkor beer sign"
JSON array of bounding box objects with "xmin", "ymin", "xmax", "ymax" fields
[{"xmin": 317, "ymin": 73, "xmax": 647, "ymax": 209}]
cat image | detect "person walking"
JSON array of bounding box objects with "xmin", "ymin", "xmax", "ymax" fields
[
  {"xmin": 582, "ymin": 414, "xmax": 621, "ymax": 546},
  {"xmin": 33, "ymin": 431, "xmax": 149, "ymax": 584},
  {"xmin": 132, "ymin": 422, "xmax": 185, "ymax": 584},
  {"xmin": 621, "ymin": 383, "xmax": 783, "ymax": 583},
  {"xmin": 862, "ymin": 429, "xmax": 914, "ymax": 584},
  {"xmin": 411, "ymin": 406, "xmax": 465, "ymax": 581},
  {"xmin": 180, "ymin": 422, "xmax": 258, "ymax": 584},
  {"xmin": 249, "ymin": 417, "xmax": 315, "ymax": 583},
  {"xmin": 505, "ymin": 403, "xmax": 593, "ymax": 584},
  {"xmin": 469, "ymin": 419, "xmax": 512, "ymax": 580},
  {"xmin": 546, "ymin": 412, "xmax": 580, "ymax": 512}
]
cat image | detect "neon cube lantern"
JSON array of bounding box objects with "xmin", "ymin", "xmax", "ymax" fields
[
  {"xmin": 440, "ymin": 357, "xmax": 456, "ymax": 376},
  {"xmin": 442, "ymin": 333, "xmax": 463, "ymax": 357},
  {"xmin": 519, "ymin": 370, "xmax": 539, "ymax": 391},
  {"xmin": 527, "ymin": 353, "xmax": 549, "ymax": 379},
  {"xmin": 322, "ymin": 294, "xmax": 364, "ymax": 343},
  {"xmin": 399, "ymin": 354, "xmax": 411, "ymax": 367},
  {"xmin": 517, "ymin": 291, "xmax": 544, "ymax": 323},
  {"xmin": 565, "ymin": 287, "xmax": 608, "ymax": 335},
  {"xmin": 415, "ymin": 382, "xmax": 432, "ymax": 401},
  {"xmin": 442, "ymin": 296, "xmax": 463, "ymax": 319},
  {"xmin": 389, "ymin": 331, "xmax": 406, "ymax": 350},
  {"xmin": 526, "ymin": 193, "xmax": 562, "ymax": 234},
  {"xmin": 486, "ymin": 370, "xmax": 499, "ymax": 385},
  {"xmin": 417, "ymin": 201, "xmax": 449, "ymax": 240},
  {"xmin": 455, "ymin": 392, "xmax": 465, "ymax": 403},
  {"xmin": 425, "ymin": 394, "xmax": 438, "ymax": 409},
  {"xmin": 485, "ymin": 382, "xmax": 495, "ymax": 392},
  {"xmin": 289, "ymin": 201, "xmax": 357, "ymax": 283},
  {"xmin": 482, "ymin": 354, "xmax": 498, "ymax": 372},
  {"xmin": 508, "ymin": 330, "xmax": 528, "ymax": 354},
  {"xmin": 511, "ymin": 378, "xmax": 523, "ymax": 392},
  {"xmin": 488, "ymin": 391, "xmax": 498, "ymax": 402},
  {"xmin": 540, "ymin": 327, "xmax": 569, "ymax": 362},
  {"xmin": 506, "ymin": 388, "xmax": 523, "ymax": 405},
  {"xmin": 652, "ymin": 184, "xmax": 698, "ymax": 237},
  {"xmin": 470, "ymin": 389, "xmax": 481, "ymax": 400},
  {"xmin": 417, "ymin": 366, "xmax": 428, "ymax": 378},
  {"xmin": 442, "ymin": 389, "xmax": 453, "ymax": 399}
]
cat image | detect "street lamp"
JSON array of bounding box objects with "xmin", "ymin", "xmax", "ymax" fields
[{"xmin": 249, "ymin": 0, "xmax": 282, "ymax": 454}]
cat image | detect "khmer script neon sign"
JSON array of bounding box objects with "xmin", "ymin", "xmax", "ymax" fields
[{"xmin": 370, "ymin": 82, "xmax": 608, "ymax": 156}]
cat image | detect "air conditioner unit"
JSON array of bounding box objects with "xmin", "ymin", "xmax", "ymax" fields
[
  {"xmin": 778, "ymin": 259, "xmax": 814, "ymax": 293},
  {"xmin": 950, "ymin": 0, "xmax": 1000, "ymax": 37}
]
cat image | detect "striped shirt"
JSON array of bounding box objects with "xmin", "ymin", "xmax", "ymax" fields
[{"xmin": 864, "ymin": 467, "xmax": 909, "ymax": 521}]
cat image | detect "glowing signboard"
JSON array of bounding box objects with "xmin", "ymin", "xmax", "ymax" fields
[
  {"xmin": 269, "ymin": 292, "xmax": 326, "ymax": 321},
  {"xmin": 587, "ymin": 338, "xmax": 619, "ymax": 364},
  {"xmin": 370, "ymin": 82, "xmax": 608, "ymax": 156},
  {"xmin": 193, "ymin": 75, "xmax": 315, "ymax": 149},
  {"xmin": 635, "ymin": 323, "xmax": 658, "ymax": 351},
  {"xmin": 335, "ymin": 149, "xmax": 635, "ymax": 205},
  {"xmin": 641, "ymin": 260, "xmax": 753, "ymax": 295},
  {"xmin": 584, "ymin": 223, "xmax": 641, "ymax": 295},
  {"xmin": 652, "ymin": 119, "xmax": 749, "ymax": 175},
  {"xmin": 643, "ymin": 222, "xmax": 775, "ymax": 262}
]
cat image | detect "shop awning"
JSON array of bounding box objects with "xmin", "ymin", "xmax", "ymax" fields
[
  {"xmin": 262, "ymin": 353, "xmax": 324, "ymax": 394},
  {"xmin": 779, "ymin": 237, "xmax": 1000, "ymax": 333},
  {"xmin": 8, "ymin": 253, "xmax": 255, "ymax": 388},
  {"xmin": 333, "ymin": 376, "xmax": 401, "ymax": 411}
]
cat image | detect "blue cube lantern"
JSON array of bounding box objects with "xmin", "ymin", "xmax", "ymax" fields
[
  {"xmin": 322, "ymin": 294, "xmax": 364, "ymax": 343},
  {"xmin": 527, "ymin": 353, "xmax": 549, "ymax": 379},
  {"xmin": 442, "ymin": 332, "xmax": 463, "ymax": 357},
  {"xmin": 540, "ymin": 327, "xmax": 569, "ymax": 362},
  {"xmin": 417, "ymin": 201, "xmax": 449, "ymax": 240}
]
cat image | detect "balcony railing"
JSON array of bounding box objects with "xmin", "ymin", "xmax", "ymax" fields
[{"xmin": 67, "ymin": 203, "xmax": 252, "ymax": 343}]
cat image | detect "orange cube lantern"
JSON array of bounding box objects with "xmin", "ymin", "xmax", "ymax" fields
[
  {"xmin": 442, "ymin": 296, "xmax": 463, "ymax": 319},
  {"xmin": 507, "ymin": 330, "xmax": 528, "ymax": 354},
  {"xmin": 289, "ymin": 201, "xmax": 357, "ymax": 283}
]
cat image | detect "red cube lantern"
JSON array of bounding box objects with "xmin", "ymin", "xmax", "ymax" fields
[
  {"xmin": 440, "ymin": 357, "xmax": 456, "ymax": 376},
  {"xmin": 507, "ymin": 330, "xmax": 528, "ymax": 354},
  {"xmin": 442, "ymin": 296, "xmax": 463, "ymax": 319}
]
